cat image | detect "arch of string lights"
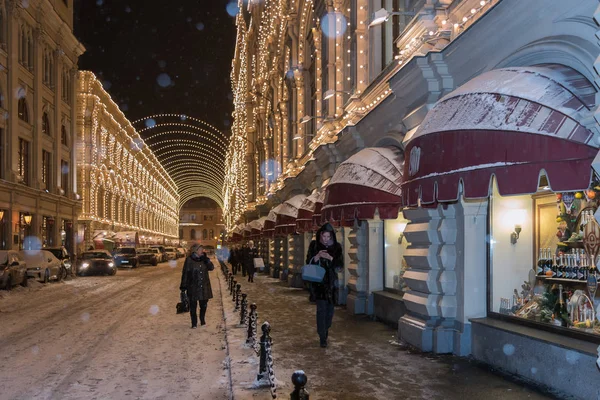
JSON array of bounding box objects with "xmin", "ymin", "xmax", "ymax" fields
[{"xmin": 132, "ymin": 114, "xmax": 229, "ymax": 210}]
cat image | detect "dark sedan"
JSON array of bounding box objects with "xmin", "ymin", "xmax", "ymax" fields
[
  {"xmin": 113, "ymin": 247, "xmax": 139, "ymax": 268},
  {"xmin": 137, "ymin": 248, "xmax": 159, "ymax": 266},
  {"xmin": 77, "ymin": 250, "xmax": 117, "ymax": 276}
]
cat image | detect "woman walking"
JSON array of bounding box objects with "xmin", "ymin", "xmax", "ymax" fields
[
  {"xmin": 305, "ymin": 223, "xmax": 343, "ymax": 347},
  {"xmin": 180, "ymin": 243, "xmax": 214, "ymax": 328}
]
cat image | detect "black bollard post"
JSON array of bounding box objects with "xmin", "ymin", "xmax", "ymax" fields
[
  {"xmin": 257, "ymin": 321, "xmax": 271, "ymax": 381},
  {"xmin": 239, "ymin": 293, "xmax": 248, "ymax": 325},
  {"xmin": 231, "ymin": 280, "xmax": 237, "ymax": 298},
  {"xmin": 290, "ymin": 371, "xmax": 309, "ymax": 400},
  {"xmin": 246, "ymin": 303, "xmax": 257, "ymax": 346},
  {"xmin": 228, "ymin": 273, "xmax": 233, "ymax": 291},
  {"xmin": 235, "ymin": 284, "xmax": 242, "ymax": 310}
]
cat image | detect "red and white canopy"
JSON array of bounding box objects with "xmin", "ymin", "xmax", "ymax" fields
[
  {"xmin": 275, "ymin": 194, "xmax": 307, "ymax": 236},
  {"xmin": 322, "ymin": 147, "xmax": 404, "ymax": 226},
  {"xmin": 296, "ymin": 190, "xmax": 326, "ymax": 232},
  {"xmin": 402, "ymin": 65, "xmax": 598, "ymax": 206},
  {"xmin": 262, "ymin": 209, "xmax": 279, "ymax": 238},
  {"xmin": 247, "ymin": 217, "xmax": 267, "ymax": 238}
]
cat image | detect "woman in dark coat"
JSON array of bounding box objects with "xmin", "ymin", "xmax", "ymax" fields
[
  {"xmin": 180, "ymin": 243, "xmax": 214, "ymax": 328},
  {"xmin": 305, "ymin": 223, "xmax": 343, "ymax": 347}
]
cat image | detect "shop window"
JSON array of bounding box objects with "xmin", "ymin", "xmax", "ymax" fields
[
  {"xmin": 489, "ymin": 178, "xmax": 600, "ymax": 338},
  {"xmin": 384, "ymin": 213, "xmax": 409, "ymax": 293},
  {"xmin": 190, "ymin": 228, "xmax": 196, "ymax": 240},
  {"xmin": 209, "ymin": 229, "xmax": 214, "ymax": 239},
  {"xmin": 202, "ymin": 229, "xmax": 208, "ymax": 240}
]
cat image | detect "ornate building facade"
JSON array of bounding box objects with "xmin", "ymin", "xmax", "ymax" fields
[
  {"xmin": 76, "ymin": 72, "xmax": 179, "ymax": 251},
  {"xmin": 227, "ymin": 0, "xmax": 600, "ymax": 397},
  {"xmin": 0, "ymin": 0, "xmax": 84, "ymax": 253},
  {"xmin": 179, "ymin": 197, "xmax": 225, "ymax": 249}
]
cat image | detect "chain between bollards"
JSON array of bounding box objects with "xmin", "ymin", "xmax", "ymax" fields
[
  {"xmin": 290, "ymin": 371, "xmax": 309, "ymax": 400},
  {"xmin": 239, "ymin": 293, "xmax": 248, "ymax": 325},
  {"xmin": 246, "ymin": 303, "xmax": 258, "ymax": 352}
]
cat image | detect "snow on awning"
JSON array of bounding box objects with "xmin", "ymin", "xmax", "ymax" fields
[
  {"xmin": 248, "ymin": 217, "xmax": 267, "ymax": 238},
  {"xmin": 262, "ymin": 209, "xmax": 279, "ymax": 238},
  {"xmin": 243, "ymin": 223, "xmax": 253, "ymax": 239},
  {"xmin": 231, "ymin": 223, "xmax": 246, "ymax": 241},
  {"xmin": 322, "ymin": 147, "xmax": 404, "ymax": 226},
  {"xmin": 296, "ymin": 190, "xmax": 325, "ymax": 233},
  {"xmin": 274, "ymin": 194, "xmax": 307, "ymax": 236},
  {"xmin": 402, "ymin": 66, "xmax": 597, "ymax": 207}
]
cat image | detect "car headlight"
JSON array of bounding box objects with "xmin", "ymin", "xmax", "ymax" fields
[
  {"xmin": 81, "ymin": 263, "xmax": 89, "ymax": 268},
  {"xmin": 108, "ymin": 262, "xmax": 114, "ymax": 267}
]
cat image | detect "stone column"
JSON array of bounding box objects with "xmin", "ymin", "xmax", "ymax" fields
[
  {"xmin": 399, "ymin": 205, "xmax": 458, "ymax": 353},
  {"xmin": 365, "ymin": 218, "xmax": 384, "ymax": 315},
  {"xmin": 346, "ymin": 221, "xmax": 368, "ymax": 314}
]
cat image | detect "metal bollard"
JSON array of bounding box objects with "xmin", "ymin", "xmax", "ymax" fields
[
  {"xmin": 229, "ymin": 274, "xmax": 234, "ymax": 293},
  {"xmin": 228, "ymin": 273, "xmax": 233, "ymax": 291},
  {"xmin": 257, "ymin": 321, "xmax": 272, "ymax": 381},
  {"xmin": 239, "ymin": 293, "xmax": 248, "ymax": 325},
  {"xmin": 231, "ymin": 280, "xmax": 237, "ymax": 298},
  {"xmin": 235, "ymin": 284, "xmax": 242, "ymax": 310},
  {"xmin": 290, "ymin": 371, "xmax": 309, "ymax": 400},
  {"xmin": 246, "ymin": 303, "xmax": 258, "ymax": 347}
]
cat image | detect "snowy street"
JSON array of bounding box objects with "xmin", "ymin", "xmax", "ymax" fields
[
  {"xmin": 0, "ymin": 258, "xmax": 229, "ymax": 400},
  {"xmin": 1, "ymin": 257, "xmax": 558, "ymax": 400}
]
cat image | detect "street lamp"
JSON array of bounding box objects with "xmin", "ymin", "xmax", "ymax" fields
[
  {"xmin": 323, "ymin": 89, "xmax": 352, "ymax": 100},
  {"xmin": 369, "ymin": 8, "xmax": 416, "ymax": 28},
  {"xmin": 23, "ymin": 213, "xmax": 32, "ymax": 226}
]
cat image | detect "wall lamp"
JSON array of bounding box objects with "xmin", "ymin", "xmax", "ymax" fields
[
  {"xmin": 323, "ymin": 89, "xmax": 352, "ymax": 100},
  {"xmin": 23, "ymin": 213, "xmax": 32, "ymax": 226},
  {"xmin": 369, "ymin": 8, "xmax": 416, "ymax": 28},
  {"xmin": 510, "ymin": 225, "xmax": 522, "ymax": 245}
]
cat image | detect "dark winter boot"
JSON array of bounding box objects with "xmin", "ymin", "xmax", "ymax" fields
[{"xmin": 319, "ymin": 336, "xmax": 327, "ymax": 348}]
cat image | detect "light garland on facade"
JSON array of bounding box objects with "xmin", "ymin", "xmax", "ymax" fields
[{"xmin": 77, "ymin": 72, "xmax": 179, "ymax": 238}]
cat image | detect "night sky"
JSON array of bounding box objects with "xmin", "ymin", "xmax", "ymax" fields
[{"xmin": 74, "ymin": 0, "xmax": 237, "ymax": 132}]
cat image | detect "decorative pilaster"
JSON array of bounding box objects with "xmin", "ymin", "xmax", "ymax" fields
[
  {"xmin": 346, "ymin": 221, "xmax": 368, "ymax": 314},
  {"xmin": 399, "ymin": 205, "xmax": 458, "ymax": 353}
]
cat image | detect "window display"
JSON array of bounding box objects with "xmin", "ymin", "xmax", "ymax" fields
[
  {"xmin": 490, "ymin": 178, "xmax": 600, "ymax": 337},
  {"xmin": 384, "ymin": 214, "xmax": 409, "ymax": 293}
]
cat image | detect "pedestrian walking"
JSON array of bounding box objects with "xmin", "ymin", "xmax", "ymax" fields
[
  {"xmin": 180, "ymin": 243, "xmax": 214, "ymax": 328},
  {"xmin": 305, "ymin": 222, "xmax": 343, "ymax": 348},
  {"xmin": 244, "ymin": 240, "xmax": 258, "ymax": 283},
  {"xmin": 228, "ymin": 246, "xmax": 239, "ymax": 275}
]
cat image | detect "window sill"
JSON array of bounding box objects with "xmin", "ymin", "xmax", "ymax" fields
[{"xmin": 470, "ymin": 317, "xmax": 599, "ymax": 356}]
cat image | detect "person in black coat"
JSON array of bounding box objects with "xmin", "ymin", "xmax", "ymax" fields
[
  {"xmin": 305, "ymin": 222, "xmax": 343, "ymax": 347},
  {"xmin": 180, "ymin": 243, "xmax": 214, "ymax": 328},
  {"xmin": 227, "ymin": 246, "xmax": 239, "ymax": 275},
  {"xmin": 243, "ymin": 240, "xmax": 258, "ymax": 283}
]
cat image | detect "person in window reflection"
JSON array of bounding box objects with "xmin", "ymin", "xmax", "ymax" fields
[
  {"xmin": 305, "ymin": 222, "xmax": 343, "ymax": 348},
  {"xmin": 179, "ymin": 243, "xmax": 214, "ymax": 329}
]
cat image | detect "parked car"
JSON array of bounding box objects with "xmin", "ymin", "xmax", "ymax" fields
[
  {"xmin": 77, "ymin": 250, "xmax": 117, "ymax": 276},
  {"xmin": 0, "ymin": 250, "xmax": 28, "ymax": 290},
  {"xmin": 149, "ymin": 245, "xmax": 167, "ymax": 262},
  {"xmin": 176, "ymin": 247, "xmax": 186, "ymax": 258},
  {"xmin": 45, "ymin": 247, "xmax": 71, "ymax": 278},
  {"xmin": 163, "ymin": 247, "xmax": 177, "ymax": 260},
  {"xmin": 19, "ymin": 250, "xmax": 63, "ymax": 283},
  {"xmin": 203, "ymin": 245, "xmax": 215, "ymax": 255},
  {"xmin": 113, "ymin": 247, "xmax": 139, "ymax": 268},
  {"xmin": 137, "ymin": 248, "xmax": 159, "ymax": 266}
]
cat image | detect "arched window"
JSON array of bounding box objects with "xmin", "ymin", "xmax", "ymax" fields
[
  {"xmin": 42, "ymin": 112, "xmax": 50, "ymax": 136},
  {"xmin": 18, "ymin": 98, "xmax": 29, "ymax": 123},
  {"xmin": 209, "ymin": 229, "xmax": 214, "ymax": 239},
  {"xmin": 190, "ymin": 229, "xmax": 196, "ymax": 240},
  {"xmin": 202, "ymin": 229, "xmax": 208, "ymax": 240}
]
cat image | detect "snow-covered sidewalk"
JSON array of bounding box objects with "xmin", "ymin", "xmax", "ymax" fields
[{"xmin": 218, "ymin": 264, "xmax": 556, "ymax": 400}]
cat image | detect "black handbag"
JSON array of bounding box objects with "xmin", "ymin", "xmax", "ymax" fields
[{"xmin": 176, "ymin": 291, "xmax": 189, "ymax": 314}]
